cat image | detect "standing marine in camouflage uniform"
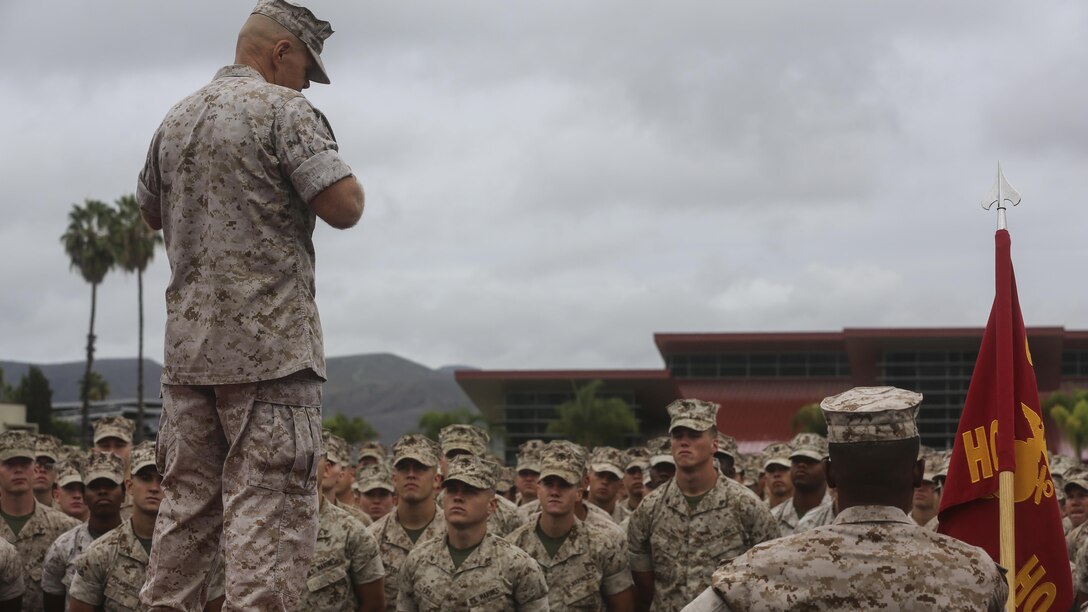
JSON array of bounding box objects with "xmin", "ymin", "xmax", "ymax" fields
[
  {"xmin": 70, "ymin": 442, "xmax": 225, "ymax": 612},
  {"xmin": 0, "ymin": 431, "xmax": 81, "ymax": 612},
  {"xmin": 769, "ymin": 433, "xmax": 830, "ymax": 536},
  {"xmin": 437, "ymin": 425, "xmax": 525, "ymax": 537},
  {"xmin": 1065, "ymin": 467, "xmax": 1088, "ymax": 597},
  {"xmin": 33, "ymin": 435, "xmax": 62, "ymax": 508},
  {"xmin": 586, "ymin": 447, "xmax": 628, "ymax": 524},
  {"xmin": 514, "ymin": 440, "xmax": 545, "ymax": 506},
  {"xmin": 299, "ymin": 445, "xmax": 385, "ymax": 612},
  {"xmin": 356, "ymin": 463, "xmax": 396, "ymax": 524},
  {"xmin": 52, "ymin": 455, "xmax": 89, "ymax": 522},
  {"xmin": 42, "ymin": 452, "xmax": 125, "ymax": 612},
  {"xmin": 135, "ymin": 0, "xmax": 364, "ymax": 607},
  {"xmin": 323, "ymin": 430, "xmax": 372, "ymax": 526},
  {"xmin": 397, "ymin": 454, "xmax": 549, "ymax": 611},
  {"xmin": 506, "ymin": 441, "xmax": 635, "ymax": 610},
  {"xmin": 713, "ymin": 433, "xmax": 739, "ymax": 482},
  {"xmin": 645, "ymin": 436, "xmax": 675, "ymax": 492},
  {"xmin": 627, "ymin": 400, "xmax": 779, "ymax": 612},
  {"xmin": 0, "ymin": 537, "xmax": 24, "ymax": 610},
  {"xmin": 760, "ymin": 442, "xmax": 793, "ymax": 509},
  {"xmin": 619, "ymin": 447, "xmax": 650, "ymax": 521},
  {"xmin": 369, "ymin": 434, "xmax": 446, "ymax": 612},
  {"xmin": 683, "ymin": 386, "xmax": 1009, "ymax": 611}
]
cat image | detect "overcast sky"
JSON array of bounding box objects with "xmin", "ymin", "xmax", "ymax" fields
[{"xmin": 2, "ymin": 1, "xmax": 1087, "ymax": 373}]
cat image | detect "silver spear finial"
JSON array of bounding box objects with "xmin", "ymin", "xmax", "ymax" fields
[{"xmin": 981, "ymin": 163, "xmax": 1021, "ymax": 230}]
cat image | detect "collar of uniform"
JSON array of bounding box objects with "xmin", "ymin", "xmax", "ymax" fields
[
  {"xmin": 214, "ymin": 64, "xmax": 265, "ymax": 81},
  {"xmin": 662, "ymin": 474, "xmax": 733, "ymax": 516},
  {"xmin": 9, "ymin": 500, "xmax": 52, "ymax": 540},
  {"xmin": 120, "ymin": 519, "xmax": 150, "ymax": 564},
  {"xmin": 832, "ymin": 505, "xmax": 913, "ymax": 526},
  {"xmin": 534, "ymin": 515, "xmax": 589, "ymax": 567},
  {"xmin": 384, "ymin": 509, "xmax": 444, "ymax": 551}
]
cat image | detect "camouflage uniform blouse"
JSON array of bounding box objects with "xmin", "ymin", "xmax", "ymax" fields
[
  {"xmin": 626, "ymin": 475, "xmax": 779, "ymax": 611},
  {"xmin": 41, "ymin": 522, "xmax": 96, "ymax": 599},
  {"xmin": 701, "ymin": 505, "xmax": 1008, "ymax": 611},
  {"xmin": 505, "ymin": 516, "xmax": 632, "ymax": 611},
  {"xmin": 0, "ymin": 538, "xmax": 24, "ymax": 604},
  {"xmin": 396, "ymin": 533, "xmax": 549, "ymax": 611},
  {"xmin": 300, "ymin": 501, "xmax": 385, "ymax": 612},
  {"xmin": 0, "ymin": 500, "xmax": 80, "ymax": 612},
  {"xmin": 137, "ymin": 64, "xmax": 354, "ymax": 385},
  {"xmin": 367, "ymin": 508, "xmax": 447, "ymax": 612},
  {"xmin": 69, "ymin": 520, "xmax": 225, "ymax": 611}
]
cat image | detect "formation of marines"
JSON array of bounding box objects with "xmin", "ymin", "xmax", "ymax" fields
[{"xmin": 4, "ymin": 385, "xmax": 1056, "ymax": 609}]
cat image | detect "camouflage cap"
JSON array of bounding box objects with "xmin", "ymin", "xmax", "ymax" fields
[
  {"xmin": 356, "ymin": 462, "xmax": 395, "ymax": 493},
  {"xmin": 93, "ymin": 415, "xmax": 134, "ymax": 444},
  {"xmin": 357, "ymin": 440, "xmax": 388, "ymax": 462},
  {"xmin": 1050, "ymin": 453, "xmax": 1077, "ymax": 480},
  {"xmin": 130, "ymin": 440, "xmax": 157, "ymax": 474},
  {"xmin": 55, "ymin": 459, "xmax": 84, "ymax": 488},
  {"xmin": 516, "ymin": 439, "xmax": 546, "ymax": 473},
  {"xmin": 1064, "ymin": 465, "xmax": 1088, "ymax": 494},
  {"xmin": 762, "ymin": 442, "xmax": 792, "ymax": 471},
  {"xmin": 589, "ymin": 446, "xmax": 626, "ymax": 479},
  {"xmin": 821, "ymin": 386, "xmax": 922, "ymax": 444},
  {"xmin": 0, "ymin": 430, "xmax": 36, "ymax": 461},
  {"xmin": 251, "ymin": 0, "xmax": 334, "ymax": 84},
  {"xmin": 648, "ymin": 436, "xmax": 675, "ymax": 467},
  {"xmin": 58, "ymin": 444, "xmax": 83, "ymax": 463},
  {"xmin": 667, "ymin": 398, "xmax": 720, "ymax": 433},
  {"xmin": 85, "ymin": 451, "xmax": 126, "ymax": 485},
  {"xmin": 392, "ymin": 433, "xmax": 440, "ymax": 468},
  {"xmin": 920, "ymin": 453, "xmax": 940, "ymax": 483},
  {"xmin": 624, "ymin": 446, "xmax": 651, "ymax": 472},
  {"xmin": 789, "ymin": 432, "xmax": 829, "ymax": 461},
  {"xmin": 539, "ymin": 441, "xmax": 588, "ymax": 486},
  {"xmin": 443, "ymin": 454, "xmax": 495, "ymax": 490},
  {"xmin": 35, "ymin": 433, "xmax": 62, "ymax": 462},
  {"xmin": 439, "ymin": 424, "xmax": 489, "ymax": 457},
  {"xmin": 715, "ymin": 432, "xmax": 739, "ymax": 462},
  {"xmin": 496, "ymin": 465, "xmax": 516, "ymax": 491},
  {"xmin": 321, "ymin": 430, "xmax": 350, "ymax": 465}
]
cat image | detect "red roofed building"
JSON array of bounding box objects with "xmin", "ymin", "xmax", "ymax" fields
[{"xmin": 455, "ymin": 327, "xmax": 1088, "ymax": 461}]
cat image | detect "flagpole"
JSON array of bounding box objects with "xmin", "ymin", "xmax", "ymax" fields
[{"xmin": 982, "ymin": 163, "xmax": 1021, "ymax": 612}]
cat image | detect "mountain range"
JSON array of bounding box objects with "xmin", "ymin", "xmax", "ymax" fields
[{"xmin": 0, "ymin": 354, "xmax": 478, "ymax": 444}]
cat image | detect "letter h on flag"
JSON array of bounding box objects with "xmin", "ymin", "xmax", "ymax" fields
[{"xmin": 938, "ymin": 229, "xmax": 1072, "ymax": 611}]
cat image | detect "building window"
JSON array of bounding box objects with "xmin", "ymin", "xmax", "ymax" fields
[
  {"xmin": 499, "ymin": 389, "xmax": 640, "ymax": 464},
  {"xmin": 1062, "ymin": 351, "xmax": 1088, "ymax": 377},
  {"xmin": 667, "ymin": 352, "xmax": 851, "ymax": 379},
  {"xmin": 878, "ymin": 350, "xmax": 978, "ymax": 449}
]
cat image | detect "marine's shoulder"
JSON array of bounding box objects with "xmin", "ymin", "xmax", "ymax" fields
[{"xmin": 37, "ymin": 503, "xmax": 81, "ymax": 531}]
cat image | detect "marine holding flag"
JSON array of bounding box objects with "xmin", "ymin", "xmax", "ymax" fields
[{"xmin": 938, "ymin": 228, "xmax": 1073, "ymax": 611}]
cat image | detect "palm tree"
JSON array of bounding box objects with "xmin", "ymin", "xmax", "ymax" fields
[
  {"xmin": 61, "ymin": 199, "xmax": 117, "ymax": 447},
  {"xmin": 548, "ymin": 380, "xmax": 638, "ymax": 448},
  {"xmin": 112, "ymin": 194, "xmax": 162, "ymax": 443}
]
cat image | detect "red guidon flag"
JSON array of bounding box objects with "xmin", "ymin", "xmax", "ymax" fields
[{"xmin": 938, "ymin": 229, "xmax": 1072, "ymax": 611}]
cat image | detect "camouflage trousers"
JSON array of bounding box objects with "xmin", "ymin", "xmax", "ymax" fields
[{"xmin": 140, "ymin": 372, "xmax": 323, "ymax": 611}]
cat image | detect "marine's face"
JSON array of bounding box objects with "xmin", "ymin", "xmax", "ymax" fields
[
  {"xmin": 1067, "ymin": 487, "xmax": 1088, "ymax": 527},
  {"xmin": 671, "ymin": 427, "xmax": 715, "ymax": 469},
  {"xmin": 515, "ymin": 470, "xmax": 539, "ymax": 498},
  {"xmin": 54, "ymin": 482, "xmax": 87, "ymax": 519},
  {"xmin": 442, "ymin": 480, "xmax": 494, "ymax": 528},
  {"xmin": 912, "ymin": 480, "xmax": 940, "ymax": 512},
  {"xmin": 361, "ymin": 488, "xmax": 395, "ymax": 521},
  {"xmin": 624, "ymin": 466, "xmax": 645, "ymax": 498},
  {"xmin": 0, "ymin": 457, "xmax": 33, "ymax": 494},
  {"xmin": 33, "ymin": 456, "xmax": 56, "ymax": 493},
  {"xmin": 589, "ymin": 470, "xmax": 622, "ymax": 505},
  {"xmin": 86, "ymin": 478, "xmax": 124, "ymax": 517},
  {"xmin": 538, "ymin": 475, "xmax": 579, "ymax": 517},
  {"xmin": 765, "ymin": 464, "xmax": 793, "ymax": 497},
  {"xmin": 129, "ymin": 467, "xmax": 163, "ymax": 514},
  {"xmin": 393, "ymin": 458, "xmax": 438, "ymax": 503},
  {"xmin": 790, "ymin": 456, "xmax": 825, "ymax": 490}
]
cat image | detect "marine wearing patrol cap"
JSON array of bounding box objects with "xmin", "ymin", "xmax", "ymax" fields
[
  {"xmin": 821, "ymin": 386, "xmax": 923, "ymax": 444},
  {"xmin": 516, "ymin": 439, "xmax": 546, "ymax": 473},
  {"xmin": 250, "ymin": 0, "xmax": 334, "ymax": 84},
  {"xmin": 648, "ymin": 436, "xmax": 674, "ymax": 467},
  {"xmin": 355, "ymin": 462, "xmax": 394, "ymax": 493},
  {"xmin": 35, "ymin": 434, "xmax": 62, "ymax": 463},
  {"xmin": 443, "ymin": 454, "xmax": 495, "ymax": 490},
  {"xmin": 539, "ymin": 442, "xmax": 587, "ymax": 486},
  {"xmin": 321, "ymin": 429, "xmax": 350, "ymax": 465},
  {"xmin": 357, "ymin": 440, "xmax": 387, "ymax": 465},
  {"xmin": 392, "ymin": 433, "xmax": 440, "ymax": 468},
  {"xmin": 761, "ymin": 442, "xmax": 792, "ymax": 471},
  {"xmin": 92, "ymin": 416, "xmax": 134, "ymax": 445},
  {"xmin": 438, "ymin": 424, "xmax": 489, "ymax": 457},
  {"xmin": 590, "ymin": 446, "xmax": 626, "ymax": 479},
  {"xmin": 625, "ymin": 446, "xmax": 651, "ymax": 472},
  {"xmin": 667, "ymin": 398, "xmax": 719, "ymax": 432},
  {"xmin": 55, "ymin": 458, "xmax": 85, "ymax": 488},
  {"xmin": 715, "ymin": 432, "xmax": 739, "ymax": 463}
]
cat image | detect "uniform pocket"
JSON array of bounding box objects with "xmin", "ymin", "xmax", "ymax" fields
[
  {"xmin": 245, "ymin": 378, "xmax": 322, "ymax": 494},
  {"xmin": 306, "ymin": 563, "xmax": 349, "ymax": 593},
  {"xmin": 563, "ymin": 573, "xmax": 602, "ymax": 609}
]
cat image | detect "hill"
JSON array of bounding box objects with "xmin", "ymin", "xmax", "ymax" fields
[{"xmin": 0, "ymin": 354, "xmax": 478, "ymax": 444}]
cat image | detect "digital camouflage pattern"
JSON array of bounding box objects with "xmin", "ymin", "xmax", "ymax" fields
[
  {"xmin": 368, "ymin": 507, "xmax": 447, "ymax": 612},
  {"xmin": 516, "ymin": 440, "xmax": 546, "ymax": 473},
  {"xmin": 358, "ymin": 441, "xmax": 389, "ymax": 463},
  {"xmin": 392, "ymin": 434, "xmax": 440, "ymax": 468},
  {"xmin": 627, "ymin": 474, "xmax": 779, "ymax": 611},
  {"xmin": 356, "ymin": 462, "xmax": 394, "ymax": 493},
  {"xmin": 336, "ymin": 498, "xmax": 373, "ymax": 527},
  {"xmin": 84, "ymin": 451, "xmax": 126, "ymax": 485},
  {"xmin": 93, "ymin": 416, "xmax": 134, "ymax": 444},
  {"xmin": 794, "ymin": 499, "xmax": 836, "ymax": 533},
  {"xmin": 70, "ymin": 519, "xmax": 225, "ymax": 611},
  {"xmin": 0, "ymin": 430, "xmax": 35, "ymax": 461},
  {"xmin": 698, "ymin": 505, "xmax": 1007, "ymax": 611},
  {"xmin": 666, "ymin": 399, "xmax": 719, "ymax": 432},
  {"xmin": 0, "ymin": 501, "xmax": 80, "ymax": 612},
  {"xmin": 396, "ymin": 532, "xmax": 549, "ymax": 611},
  {"xmin": 770, "ymin": 491, "xmax": 832, "ymax": 537},
  {"xmin": 144, "ymin": 377, "xmax": 322, "ymax": 610},
  {"xmin": 589, "ymin": 447, "xmax": 626, "ymax": 479},
  {"xmin": 0, "ymin": 538, "xmax": 24, "ymax": 603},
  {"xmin": 438, "ymin": 425, "xmax": 489, "ymax": 458},
  {"xmin": 251, "ymin": 0, "xmax": 334, "ymax": 84},
  {"xmin": 821, "ymin": 386, "xmax": 923, "ymax": 444},
  {"xmin": 714, "ymin": 433, "xmax": 739, "ymax": 463},
  {"xmin": 788, "ymin": 432, "xmax": 828, "ymax": 461},
  {"xmin": 489, "ymin": 495, "xmax": 528, "ymax": 537},
  {"xmin": 761, "ymin": 442, "xmax": 791, "ymax": 471},
  {"xmin": 41, "ymin": 522, "xmax": 95, "ymax": 598},
  {"xmin": 505, "ymin": 516, "xmax": 632, "ymax": 611},
  {"xmin": 299, "ymin": 501, "xmax": 385, "ymax": 612},
  {"xmin": 34, "ymin": 434, "xmax": 61, "ymax": 463},
  {"xmin": 137, "ymin": 63, "xmax": 352, "ymax": 386}
]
